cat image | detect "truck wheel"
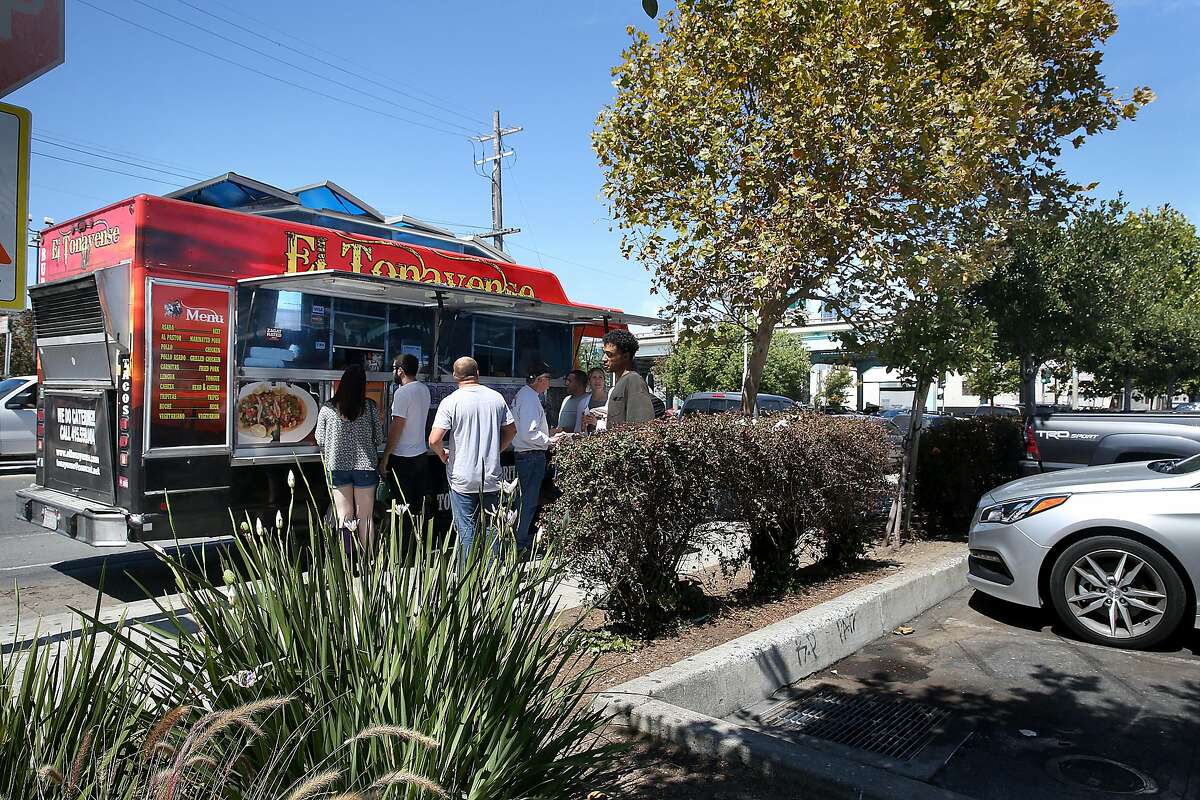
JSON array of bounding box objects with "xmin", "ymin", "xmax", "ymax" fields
[{"xmin": 1049, "ymin": 535, "xmax": 1186, "ymax": 649}]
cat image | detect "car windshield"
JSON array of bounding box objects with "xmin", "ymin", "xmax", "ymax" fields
[
  {"xmin": 0, "ymin": 377, "xmax": 27, "ymax": 397},
  {"xmin": 1159, "ymin": 454, "xmax": 1200, "ymax": 474}
]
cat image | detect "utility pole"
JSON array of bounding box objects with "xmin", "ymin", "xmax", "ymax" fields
[{"xmin": 474, "ymin": 111, "xmax": 522, "ymax": 251}]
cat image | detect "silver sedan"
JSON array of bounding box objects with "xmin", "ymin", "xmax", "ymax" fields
[{"xmin": 968, "ymin": 455, "xmax": 1200, "ymax": 649}]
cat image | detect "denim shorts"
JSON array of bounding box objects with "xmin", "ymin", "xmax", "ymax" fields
[{"xmin": 329, "ymin": 469, "xmax": 379, "ymax": 489}]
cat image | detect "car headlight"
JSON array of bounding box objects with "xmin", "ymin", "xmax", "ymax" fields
[{"xmin": 979, "ymin": 495, "xmax": 1069, "ymax": 524}]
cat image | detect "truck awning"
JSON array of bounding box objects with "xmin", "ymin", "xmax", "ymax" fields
[{"xmin": 237, "ymin": 270, "xmax": 666, "ymax": 328}]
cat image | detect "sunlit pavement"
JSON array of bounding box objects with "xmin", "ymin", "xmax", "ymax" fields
[{"xmin": 751, "ymin": 588, "xmax": 1200, "ymax": 799}]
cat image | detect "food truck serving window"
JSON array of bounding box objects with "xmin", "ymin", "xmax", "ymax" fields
[
  {"xmin": 437, "ymin": 312, "xmax": 571, "ymax": 380},
  {"xmin": 237, "ymin": 288, "xmax": 434, "ymax": 372}
]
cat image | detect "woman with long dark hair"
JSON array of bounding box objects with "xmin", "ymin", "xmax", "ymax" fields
[{"xmin": 315, "ymin": 364, "xmax": 384, "ymax": 548}]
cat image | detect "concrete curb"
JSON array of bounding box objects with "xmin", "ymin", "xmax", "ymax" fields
[{"xmin": 594, "ymin": 549, "xmax": 970, "ymax": 799}]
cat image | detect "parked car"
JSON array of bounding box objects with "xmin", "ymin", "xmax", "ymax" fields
[
  {"xmin": 0, "ymin": 376, "xmax": 37, "ymax": 464},
  {"xmin": 891, "ymin": 413, "xmax": 954, "ymax": 432},
  {"xmin": 679, "ymin": 391, "xmax": 795, "ymax": 416},
  {"xmin": 969, "ymin": 455, "xmax": 1200, "ymax": 649},
  {"xmin": 973, "ymin": 404, "xmax": 1021, "ymax": 417},
  {"xmin": 1024, "ymin": 411, "xmax": 1200, "ymax": 475},
  {"xmin": 650, "ymin": 394, "xmax": 667, "ymax": 419},
  {"xmin": 1170, "ymin": 402, "xmax": 1200, "ymax": 413}
]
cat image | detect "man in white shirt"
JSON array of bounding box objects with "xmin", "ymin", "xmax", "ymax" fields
[
  {"xmin": 429, "ymin": 356, "xmax": 516, "ymax": 557},
  {"xmin": 512, "ymin": 362, "xmax": 553, "ymax": 553},
  {"xmin": 380, "ymin": 354, "xmax": 432, "ymax": 534}
]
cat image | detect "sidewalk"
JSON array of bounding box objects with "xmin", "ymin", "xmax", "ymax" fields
[{"xmin": 0, "ymin": 523, "xmax": 748, "ymax": 653}]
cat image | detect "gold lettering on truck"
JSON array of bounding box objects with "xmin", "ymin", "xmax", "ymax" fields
[{"xmin": 285, "ymin": 232, "xmax": 328, "ymax": 273}]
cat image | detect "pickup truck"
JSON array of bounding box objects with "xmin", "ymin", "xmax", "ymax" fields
[{"xmin": 1024, "ymin": 411, "xmax": 1200, "ymax": 474}]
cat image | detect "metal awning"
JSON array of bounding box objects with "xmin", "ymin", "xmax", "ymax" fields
[
  {"xmin": 237, "ymin": 271, "xmax": 666, "ymax": 328},
  {"xmin": 166, "ymin": 173, "xmax": 301, "ymax": 212}
]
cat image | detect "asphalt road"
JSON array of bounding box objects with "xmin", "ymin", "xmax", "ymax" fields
[
  {"xmin": 0, "ymin": 471, "xmax": 229, "ymax": 623},
  {"xmin": 741, "ymin": 589, "xmax": 1200, "ymax": 799}
]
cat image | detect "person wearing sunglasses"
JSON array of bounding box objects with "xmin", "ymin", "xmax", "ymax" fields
[{"xmin": 380, "ymin": 353, "xmax": 432, "ymax": 534}]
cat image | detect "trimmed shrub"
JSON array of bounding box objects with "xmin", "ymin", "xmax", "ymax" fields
[
  {"xmin": 545, "ymin": 416, "xmax": 724, "ymax": 634},
  {"xmin": 710, "ymin": 412, "xmax": 892, "ymax": 594},
  {"xmin": 914, "ymin": 416, "xmax": 1025, "ymax": 536},
  {"xmin": 547, "ymin": 411, "xmax": 893, "ymax": 626}
]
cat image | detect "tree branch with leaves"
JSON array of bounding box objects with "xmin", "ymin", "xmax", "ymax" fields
[{"xmin": 595, "ymin": 0, "xmax": 1150, "ymax": 415}]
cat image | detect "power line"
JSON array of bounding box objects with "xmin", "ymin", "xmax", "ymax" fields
[
  {"xmin": 74, "ymin": 0, "xmax": 471, "ymax": 139},
  {"xmin": 172, "ymin": 0, "xmax": 490, "ymax": 130},
  {"xmin": 31, "ymin": 150, "xmax": 184, "ymax": 187},
  {"xmin": 31, "ymin": 182, "xmax": 114, "ymax": 204},
  {"xmin": 415, "ymin": 217, "xmax": 493, "ymax": 230},
  {"xmin": 507, "ymin": 241, "xmax": 637, "ymax": 281},
  {"xmin": 126, "ymin": 0, "xmax": 479, "ymax": 136},
  {"xmin": 36, "ymin": 128, "xmax": 214, "ymax": 176},
  {"xmin": 32, "ymin": 137, "xmax": 206, "ymax": 182}
]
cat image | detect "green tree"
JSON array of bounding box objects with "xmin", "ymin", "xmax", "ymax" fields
[
  {"xmin": 3, "ymin": 310, "xmax": 34, "ymax": 377},
  {"xmin": 659, "ymin": 325, "xmax": 810, "ymax": 399},
  {"xmin": 595, "ymin": 0, "xmax": 1149, "ymax": 414},
  {"xmin": 840, "ymin": 280, "xmax": 994, "ymax": 542},
  {"xmin": 759, "ymin": 330, "xmax": 811, "ymax": 400},
  {"xmin": 817, "ymin": 366, "xmax": 854, "ymax": 409},
  {"xmin": 1072, "ymin": 206, "xmax": 1200, "ymax": 408},
  {"xmin": 964, "ymin": 350, "xmax": 1021, "ymax": 405}
]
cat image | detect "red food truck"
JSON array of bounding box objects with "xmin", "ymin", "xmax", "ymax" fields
[{"xmin": 17, "ymin": 174, "xmax": 658, "ymax": 545}]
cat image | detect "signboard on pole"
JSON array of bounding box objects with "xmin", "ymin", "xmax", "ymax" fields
[
  {"xmin": 0, "ymin": 102, "xmax": 30, "ymax": 310},
  {"xmin": 1, "ymin": 0, "xmax": 65, "ymax": 98}
]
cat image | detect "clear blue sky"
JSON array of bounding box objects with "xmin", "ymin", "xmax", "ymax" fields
[{"xmin": 11, "ymin": 0, "xmax": 1199, "ymax": 318}]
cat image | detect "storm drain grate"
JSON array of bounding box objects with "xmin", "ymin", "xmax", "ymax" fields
[{"xmin": 757, "ymin": 690, "xmax": 950, "ymax": 762}]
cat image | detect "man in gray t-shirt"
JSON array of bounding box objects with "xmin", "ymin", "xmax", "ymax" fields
[
  {"xmin": 429, "ymin": 357, "xmax": 516, "ymax": 556},
  {"xmin": 555, "ymin": 369, "xmax": 589, "ymax": 434}
]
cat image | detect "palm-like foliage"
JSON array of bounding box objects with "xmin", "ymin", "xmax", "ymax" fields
[
  {"xmin": 105, "ymin": 489, "xmax": 618, "ymax": 799},
  {"xmin": 0, "ymin": 600, "xmax": 152, "ymax": 798}
]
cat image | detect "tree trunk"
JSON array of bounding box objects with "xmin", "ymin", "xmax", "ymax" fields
[
  {"xmin": 1020, "ymin": 354, "xmax": 1039, "ymax": 418},
  {"xmin": 741, "ymin": 309, "xmax": 776, "ymax": 414},
  {"xmin": 886, "ymin": 372, "xmax": 931, "ymax": 547},
  {"xmin": 1123, "ymin": 373, "xmax": 1133, "ymax": 412},
  {"xmin": 1167, "ymin": 376, "xmax": 1176, "ymax": 411}
]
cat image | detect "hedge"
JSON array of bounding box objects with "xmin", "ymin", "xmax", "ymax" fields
[
  {"xmin": 913, "ymin": 416, "xmax": 1025, "ymax": 536},
  {"xmin": 544, "ymin": 411, "xmax": 892, "ymax": 634}
]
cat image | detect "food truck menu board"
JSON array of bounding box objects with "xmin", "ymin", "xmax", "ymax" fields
[{"xmin": 147, "ymin": 281, "xmax": 232, "ymax": 450}]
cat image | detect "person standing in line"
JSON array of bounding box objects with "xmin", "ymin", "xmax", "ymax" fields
[
  {"xmin": 597, "ymin": 329, "xmax": 655, "ymax": 428},
  {"xmin": 581, "ymin": 367, "xmax": 609, "ymax": 432},
  {"xmin": 428, "ymin": 357, "xmax": 516, "ymax": 557},
  {"xmin": 555, "ymin": 369, "xmax": 589, "ymax": 434},
  {"xmin": 512, "ymin": 363, "xmax": 553, "ymax": 553},
  {"xmin": 380, "ymin": 353, "xmax": 432, "ymax": 535},
  {"xmin": 315, "ymin": 363, "xmax": 385, "ymax": 549}
]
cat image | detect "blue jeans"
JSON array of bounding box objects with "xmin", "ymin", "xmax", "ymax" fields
[
  {"xmin": 448, "ymin": 489, "xmax": 500, "ymax": 560},
  {"xmin": 514, "ymin": 450, "xmax": 547, "ymax": 552}
]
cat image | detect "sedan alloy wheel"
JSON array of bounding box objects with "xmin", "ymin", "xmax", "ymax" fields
[
  {"xmin": 1063, "ymin": 549, "xmax": 1168, "ymax": 640},
  {"xmin": 1050, "ymin": 536, "xmax": 1186, "ymax": 649}
]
